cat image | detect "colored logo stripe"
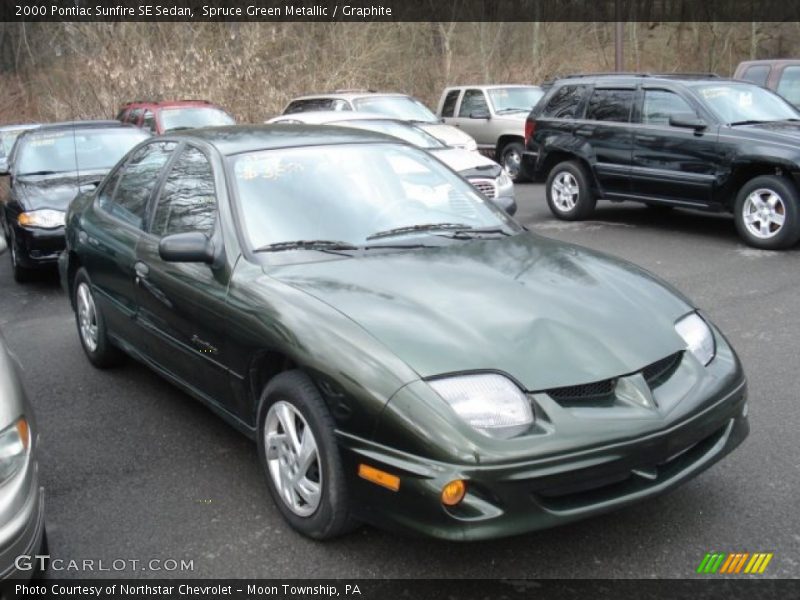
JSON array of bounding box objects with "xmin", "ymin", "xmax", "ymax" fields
[{"xmin": 697, "ymin": 552, "xmax": 773, "ymax": 574}]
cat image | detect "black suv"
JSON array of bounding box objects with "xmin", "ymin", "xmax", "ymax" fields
[{"xmin": 523, "ymin": 73, "xmax": 800, "ymax": 249}]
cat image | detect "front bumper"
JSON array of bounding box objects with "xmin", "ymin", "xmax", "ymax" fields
[
  {"xmin": 11, "ymin": 222, "xmax": 65, "ymax": 269},
  {"xmin": 0, "ymin": 455, "xmax": 46, "ymax": 580},
  {"xmin": 338, "ymin": 379, "xmax": 748, "ymax": 541}
]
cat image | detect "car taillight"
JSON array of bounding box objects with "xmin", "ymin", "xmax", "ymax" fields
[{"xmin": 524, "ymin": 120, "xmax": 536, "ymax": 146}]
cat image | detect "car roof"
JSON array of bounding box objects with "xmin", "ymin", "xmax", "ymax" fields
[
  {"xmin": 444, "ymin": 84, "xmax": 542, "ymax": 90},
  {"xmin": 289, "ymin": 92, "xmax": 409, "ymax": 102},
  {"xmin": 552, "ymin": 73, "xmax": 727, "ymax": 86},
  {"xmin": 121, "ymin": 100, "xmax": 221, "ymax": 109},
  {"xmin": 168, "ymin": 124, "xmax": 405, "ymax": 156},
  {"xmin": 737, "ymin": 59, "xmax": 800, "ymax": 67},
  {"xmin": 29, "ymin": 120, "xmax": 132, "ymax": 132},
  {"xmin": 268, "ymin": 111, "xmax": 403, "ymax": 124},
  {"xmin": 0, "ymin": 123, "xmax": 39, "ymax": 133}
]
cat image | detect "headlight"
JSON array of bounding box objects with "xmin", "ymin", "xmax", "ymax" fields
[
  {"xmin": 675, "ymin": 312, "xmax": 715, "ymax": 366},
  {"xmin": 18, "ymin": 209, "xmax": 65, "ymax": 229},
  {"xmin": 429, "ymin": 374, "xmax": 533, "ymax": 439},
  {"xmin": 0, "ymin": 418, "xmax": 29, "ymax": 484}
]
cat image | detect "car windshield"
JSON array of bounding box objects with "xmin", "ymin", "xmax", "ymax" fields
[
  {"xmin": 232, "ymin": 143, "xmax": 515, "ymax": 251},
  {"xmin": 488, "ymin": 87, "xmax": 544, "ymax": 112},
  {"xmin": 15, "ymin": 128, "xmax": 149, "ymax": 175},
  {"xmin": 1, "ymin": 128, "xmax": 33, "ymax": 157},
  {"xmin": 694, "ymin": 83, "xmax": 800, "ymax": 124},
  {"xmin": 351, "ymin": 96, "xmax": 438, "ymax": 123},
  {"xmin": 160, "ymin": 107, "xmax": 235, "ymax": 131},
  {"xmin": 332, "ymin": 119, "xmax": 444, "ymax": 149}
]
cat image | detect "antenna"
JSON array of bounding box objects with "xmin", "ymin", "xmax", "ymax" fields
[{"xmin": 71, "ymin": 121, "xmax": 81, "ymax": 190}]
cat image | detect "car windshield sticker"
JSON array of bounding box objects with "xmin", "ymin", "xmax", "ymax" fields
[
  {"xmin": 699, "ymin": 87, "xmax": 729, "ymax": 100},
  {"xmin": 29, "ymin": 131, "xmax": 66, "ymax": 146},
  {"xmin": 235, "ymin": 154, "xmax": 304, "ymax": 181},
  {"xmin": 738, "ymin": 91, "xmax": 753, "ymax": 107}
]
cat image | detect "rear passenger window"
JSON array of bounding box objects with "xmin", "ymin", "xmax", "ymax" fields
[
  {"xmin": 585, "ymin": 89, "xmax": 634, "ymax": 122},
  {"xmin": 741, "ymin": 65, "xmax": 770, "ymax": 87},
  {"xmin": 152, "ymin": 146, "xmax": 216, "ymax": 237},
  {"xmin": 98, "ymin": 141, "xmax": 176, "ymax": 229},
  {"xmin": 441, "ymin": 90, "xmax": 460, "ymax": 117},
  {"xmin": 540, "ymin": 85, "xmax": 588, "ymax": 119},
  {"xmin": 642, "ymin": 90, "xmax": 697, "ymax": 125},
  {"xmin": 776, "ymin": 66, "xmax": 800, "ymax": 107}
]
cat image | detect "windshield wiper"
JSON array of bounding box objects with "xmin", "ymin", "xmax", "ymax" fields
[
  {"xmin": 495, "ymin": 107, "xmax": 529, "ymax": 114},
  {"xmin": 729, "ymin": 119, "xmax": 768, "ymax": 126},
  {"xmin": 18, "ymin": 170, "xmax": 64, "ymax": 176},
  {"xmin": 252, "ymin": 240, "xmax": 360, "ymax": 254},
  {"xmin": 366, "ymin": 222, "xmax": 471, "ymax": 240},
  {"xmin": 444, "ymin": 226, "xmax": 512, "ymax": 239}
]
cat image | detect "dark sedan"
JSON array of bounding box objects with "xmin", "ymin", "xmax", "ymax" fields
[
  {"xmin": 60, "ymin": 126, "xmax": 748, "ymax": 540},
  {"xmin": 1, "ymin": 121, "xmax": 149, "ymax": 282}
]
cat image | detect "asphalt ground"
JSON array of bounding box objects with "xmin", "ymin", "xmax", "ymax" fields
[{"xmin": 0, "ymin": 183, "xmax": 798, "ymax": 579}]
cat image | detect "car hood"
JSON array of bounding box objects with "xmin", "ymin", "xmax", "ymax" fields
[
  {"xmin": 726, "ymin": 120, "xmax": 800, "ymax": 144},
  {"xmin": 14, "ymin": 171, "xmax": 107, "ymax": 211},
  {"xmin": 431, "ymin": 147, "xmax": 500, "ymax": 175},
  {"xmin": 416, "ymin": 123, "xmax": 476, "ymax": 149},
  {"xmin": 268, "ymin": 234, "xmax": 693, "ymax": 390}
]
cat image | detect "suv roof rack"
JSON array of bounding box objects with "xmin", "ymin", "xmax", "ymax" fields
[
  {"xmin": 331, "ymin": 88, "xmax": 378, "ymax": 94},
  {"xmin": 561, "ymin": 72, "xmax": 721, "ymax": 80},
  {"xmin": 121, "ymin": 99, "xmax": 213, "ymax": 106}
]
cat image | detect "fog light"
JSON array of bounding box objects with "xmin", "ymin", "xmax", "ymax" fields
[
  {"xmin": 742, "ymin": 401, "xmax": 749, "ymax": 418},
  {"xmin": 441, "ymin": 479, "xmax": 466, "ymax": 506}
]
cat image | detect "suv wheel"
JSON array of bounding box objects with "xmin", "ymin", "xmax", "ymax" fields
[
  {"xmin": 500, "ymin": 142, "xmax": 527, "ymax": 183},
  {"xmin": 546, "ymin": 161, "xmax": 596, "ymax": 220},
  {"xmin": 734, "ymin": 175, "xmax": 800, "ymax": 249},
  {"xmin": 257, "ymin": 370, "xmax": 357, "ymax": 540}
]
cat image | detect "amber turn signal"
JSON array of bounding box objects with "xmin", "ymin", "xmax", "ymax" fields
[
  {"xmin": 441, "ymin": 479, "xmax": 466, "ymax": 506},
  {"xmin": 16, "ymin": 418, "xmax": 30, "ymax": 450},
  {"xmin": 358, "ymin": 464, "xmax": 400, "ymax": 492}
]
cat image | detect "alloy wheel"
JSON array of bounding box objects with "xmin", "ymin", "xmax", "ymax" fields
[
  {"xmin": 742, "ymin": 188, "xmax": 786, "ymax": 239},
  {"xmin": 552, "ymin": 171, "xmax": 579, "ymax": 212},
  {"xmin": 503, "ymin": 148, "xmax": 521, "ymax": 179},
  {"xmin": 76, "ymin": 282, "xmax": 99, "ymax": 353},
  {"xmin": 265, "ymin": 400, "xmax": 322, "ymax": 517}
]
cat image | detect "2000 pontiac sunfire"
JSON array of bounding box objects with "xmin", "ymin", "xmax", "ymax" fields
[{"xmin": 60, "ymin": 125, "xmax": 749, "ymax": 540}]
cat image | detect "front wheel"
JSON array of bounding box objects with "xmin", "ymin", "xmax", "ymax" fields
[
  {"xmin": 500, "ymin": 141, "xmax": 527, "ymax": 183},
  {"xmin": 734, "ymin": 175, "xmax": 800, "ymax": 249},
  {"xmin": 257, "ymin": 371, "xmax": 356, "ymax": 540},
  {"xmin": 545, "ymin": 160, "xmax": 596, "ymax": 220}
]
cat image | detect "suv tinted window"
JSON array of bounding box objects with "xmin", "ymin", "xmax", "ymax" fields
[
  {"xmin": 152, "ymin": 146, "xmax": 216, "ymax": 237},
  {"xmin": 98, "ymin": 141, "xmax": 176, "ymax": 229},
  {"xmin": 741, "ymin": 65, "xmax": 770, "ymax": 86},
  {"xmin": 284, "ymin": 99, "xmax": 335, "ymax": 114},
  {"xmin": 585, "ymin": 89, "xmax": 634, "ymax": 122},
  {"xmin": 541, "ymin": 85, "xmax": 588, "ymax": 119},
  {"xmin": 441, "ymin": 90, "xmax": 460, "ymax": 117},
  {"xmin": 459, "ymin": 89, "xmax": 489, "ymax": 117},
  {"xmin": 777, "ymin": 66, "xmax": 800, "ymax": 107},
  {"xmin": 641, "ymin": 90, "xmax": 696, "ymax": 125}
]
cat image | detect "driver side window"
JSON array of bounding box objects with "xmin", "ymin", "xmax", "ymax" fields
[
  {"xmin": 642, "ymin": 90, "xmax": 697, "ymax": 126},
  {"xmin": 151, "ymin": 146, "xmax": 217, "ymax": 237},
  {"xmin": 459, "ymin": 89, "xmax": 488, "ymax": 117}
]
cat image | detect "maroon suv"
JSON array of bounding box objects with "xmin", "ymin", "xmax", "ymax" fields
[{"xmin": 116, "ymin": 100, "xmax": 235, "ymax": 134}]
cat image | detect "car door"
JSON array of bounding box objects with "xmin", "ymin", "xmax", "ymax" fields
[
  {"xmin": 82, "ymin": 141, "xmax": 177, "ymax": 345},
  {"xmin": 134, "ymin": 143, "xmax": 233, "ymax": 406},
  {"xmin": 630, "ymin": 87, "xmax": 720, "ymax": 206},
  {"xmin": 580, "ymin": 87, "xmax": 636, "ymax": 198},
  {"xmin": 450, "ymin": 89, "xmax": 491, "ymax": 144}
]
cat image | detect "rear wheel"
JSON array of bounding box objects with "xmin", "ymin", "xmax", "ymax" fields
[
  {"xmin": 734, "ymin": 175, "xmax": 800, "ymax": 249},
  {"xmin": 500, "ymin": 141, "xmax": 527, "ymax": 183},
  {"xmin": 546, "ymin": 160, "xmax": 596, "ymax": 220},
  {"xmin": 257, "ymin": 370, "xmax": 356, "ymax": 540},
  {"xmin": 73, "ymin": 268, "xmax": 123, "ymax": 368}
]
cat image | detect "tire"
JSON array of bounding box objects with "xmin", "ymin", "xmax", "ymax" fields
[
  {"xmin": 734, "ymin": 175, "xmax": 800, "ymax": 250},
  {"xmin": 72, "ymin": 268, "xmax": 123, "ymax": 368},
  {"xmin": 257, "ymin": 370, "xmax": 356, "ymax": 540},
  {"xmin": 8, "ymin": 232, "xmax": 31, "ymax": 283},
  {"xmin": 500, "ymin": 141, "xmax": 527, "ymax": 183},
  {"xmin": 545, "ymin": 160, "xmax": 596, "ymax": 220}
]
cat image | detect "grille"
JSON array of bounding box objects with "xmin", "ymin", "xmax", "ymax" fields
[
  {"xmin": 543, "ymin": 352, "xmax": 683, "ymax": 405},
  {"xmin": 469, "ymin": 178, "xmax": 497, "ymax": 198},
  {"xmin": 642, "ymin": 351, "xmax": 683, "ymax": 385}
]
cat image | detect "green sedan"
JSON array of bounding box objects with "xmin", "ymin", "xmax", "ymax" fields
[{"xmin": 59, "ymin": 126, "xmax": 749, "ymax": 541}]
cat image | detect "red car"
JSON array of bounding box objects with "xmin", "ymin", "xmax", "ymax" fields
[{"xmin": 115, "ymin": 100, "xmax": 235, "ymax": 134}]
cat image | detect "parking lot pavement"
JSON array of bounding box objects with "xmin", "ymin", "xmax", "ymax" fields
[{"xmin": 0, "ymin": 183, "xmax": 798, "ymax": 579}]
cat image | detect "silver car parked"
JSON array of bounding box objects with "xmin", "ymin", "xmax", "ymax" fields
[{"xmin": 0, "ymin": 235, "xmax": 46, "ymax": 580}]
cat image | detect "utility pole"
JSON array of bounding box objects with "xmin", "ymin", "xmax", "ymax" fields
[{"xmin": 614, "ymin": 0, "xmax": 624, "ymax": 73}]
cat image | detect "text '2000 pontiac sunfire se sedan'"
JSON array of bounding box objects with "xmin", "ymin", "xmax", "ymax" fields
[{"xmin": 59, "ymin": 125, "xmax": 749, "ymax": 541}]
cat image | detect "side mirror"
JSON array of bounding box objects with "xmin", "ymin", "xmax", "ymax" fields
[
  {"xmin": 669, "ymin": 113, "xmax": 707, "ymax": 131},
  {"xmin": 470, "ymin": 109, "xmax": 491, "ymax": 120},
  {"xmin": 492, "ymin": 195, "xmax": 517, "ymax": 216},
  {"xmin": 158, "ymin": 231, "xmax": 214, "ymax": 264},
  {"xmin": 0, "ymin": 236, "xmax": 6, "ymax": 255}
]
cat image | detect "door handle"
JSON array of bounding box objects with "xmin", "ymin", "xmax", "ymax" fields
[
  {"xmin": 134, "ymin": 261, "xmax": 150, "ymax": 281},
  {"xmin": 575, "ymin": 127, "xmax": 595, "ymax": 136}
]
